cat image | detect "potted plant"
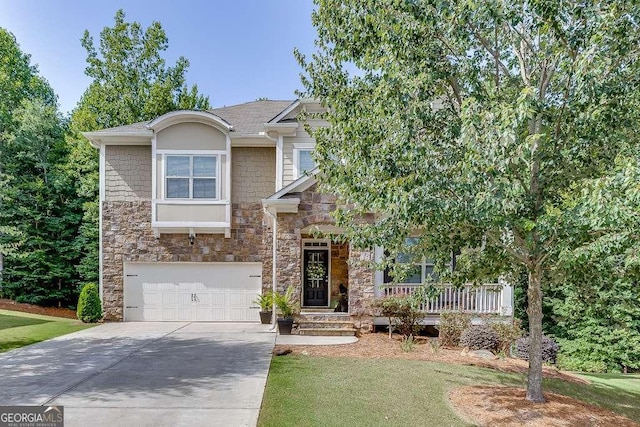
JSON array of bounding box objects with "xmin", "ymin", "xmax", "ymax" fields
[
  {"xmin": 253, "ymin": 291, "xmax": 274, "ymax": 324},
  {"xmin": 274, "ymin": 285, "xmax": 297, "ymax": 335}
]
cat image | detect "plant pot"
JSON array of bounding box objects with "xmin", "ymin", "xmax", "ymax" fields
[
  {"xmin": 259, "ymin": 311, "xmax": 273, "ymax": 325},
  {"xmin": 277, "ymin": 318, "xmax": 294, "ymax": 335}
]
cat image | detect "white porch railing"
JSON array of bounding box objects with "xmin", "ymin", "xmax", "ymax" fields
[{"xmin": 382, "ymin": 283, "xmax": 511, "ymax": 315}]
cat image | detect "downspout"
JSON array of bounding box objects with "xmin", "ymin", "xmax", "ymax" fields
[
  {"xmin": 263, "ymin": 206, "xmax": 278, "ymax": 330},
  {"xmin": 261, "ymin": 129, "xmax": 280, "ymax": 331}
]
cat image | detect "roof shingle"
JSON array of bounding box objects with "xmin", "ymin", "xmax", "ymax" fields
[
  {"xmin": 86, "ymin": 100, "xmax": 297, "ymax": 136},
  {"xmin": 208, "ymin": 100, "xmax": 295, "ymax": 134}
]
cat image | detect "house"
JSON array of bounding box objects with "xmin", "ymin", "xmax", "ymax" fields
[{"xmin": 84, "ymin": 99, "xmax": 513, "ymax": 330}]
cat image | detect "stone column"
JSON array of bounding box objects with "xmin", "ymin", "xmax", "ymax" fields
[
  {"xmin": 275, "ymin": 215, "xmax": 302, "ymax": 306},
  {"xmin": 348, "ymin": 247, "xmax": 375, "ymax": 332}
]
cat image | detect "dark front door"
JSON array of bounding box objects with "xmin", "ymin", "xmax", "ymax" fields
[{"xmin": 303, "ymin": 249, "xmax": 329, "ymax": 306}]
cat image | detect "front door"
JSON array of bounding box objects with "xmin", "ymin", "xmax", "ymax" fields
[{"xmin": 303, "ymin": 249, "xmax": 329, "ymax": 306}]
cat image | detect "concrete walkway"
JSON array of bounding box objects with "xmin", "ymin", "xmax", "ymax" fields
[
  {"xmin": 0, "ymin": 322, "xmax": 276, "ymax": 427},
  {"xmin": 276, "ymin": 335, "xmax": 358, "ymax": 346}
]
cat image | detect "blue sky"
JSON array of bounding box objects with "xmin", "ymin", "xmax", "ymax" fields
[{"xmin": 0, "ymin": 0, "xmax": 316, "ymax": 114}]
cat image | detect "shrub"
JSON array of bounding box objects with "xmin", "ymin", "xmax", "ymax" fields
[
  {"xmin": 400, "ymin": 335, "xmax": 417, "ymax": 352},
  {"xmin": 486, "ymin": 318, "xmax": 524, "ymax": 355},
  {"xmin": 515, "ymin": 335, "xmax": 559, "ymax": 364},
  {"xmin": 77, "ymin": 283, "xmax": 102, "ymax": 323},
  {"xmin": 460, "ymin": 325, "xmax": 500, "ymax": 351},
  {"xmin": 436, "ymin": 311, "xmax": 471, "ymax": 347},
  {"xmin": 555, "ymin": 328, "xmax": 640, "ymax": 373},
  {"xmin": 374, "ymin": 294, "xmax": 424, "ymax": 338}
]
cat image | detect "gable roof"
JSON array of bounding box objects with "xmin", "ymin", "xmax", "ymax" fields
[
  {"xmin": 83, "ymin": 100, "xmax": 297, "ymax": 138},
  {"xmin": 87, "ymin": 121, "xmax": 152, "ymax": 135},
  {"xmin": 267, "ymin": 167, "xmax": 319, "ymax": 200},
  {"xmin": 209, "ymin": 100, "xmax": 295, "ymax": 135}
]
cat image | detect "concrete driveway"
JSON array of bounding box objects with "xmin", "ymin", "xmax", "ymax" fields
[{"xmin": 0, "ymin": 322, "xmax": 276, "ymax": 426}]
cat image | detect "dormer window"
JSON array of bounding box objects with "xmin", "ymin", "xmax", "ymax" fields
[
  {"xmin": 293, "ymin": 143, "xmax": 316, "ymax": 179},
  {"xmin": 166, "ymin": 155, "xmax": 218, "ymax": 199}
]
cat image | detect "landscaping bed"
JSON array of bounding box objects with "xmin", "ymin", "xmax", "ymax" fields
[
  {"xmin": 450, "ymin": 385, "xmax": 638, "ymax": 427},
  {"xmin": 0, "ymin": 298, "xmax": 77, "ymax": 319},
  {"xmin": 275, "ymin": 332, "xmax": 586, "ymax": 384}
]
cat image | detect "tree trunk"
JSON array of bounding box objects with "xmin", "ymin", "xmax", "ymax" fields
[{"xmin": 526, "ymin": 265, "xmax": 545, "ymax": 402}]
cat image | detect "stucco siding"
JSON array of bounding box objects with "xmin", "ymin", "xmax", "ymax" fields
[
  {"xmin": 105, "ymin": 145, "xmax": 152, "ymax": 201},
  {"xmin": 156, "ymin": 122, "xmax": 226, "ymax": 150},
  {"xmin": 231, "ymin": 147, "xmax": 276, "ymax": 203}
]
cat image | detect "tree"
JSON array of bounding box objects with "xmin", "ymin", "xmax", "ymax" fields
[
  {"xmin": 0, "ymin": 99, "xmax": 81, "ymax": 305},
  {"xmin": 0, "ymin": 28, "xmax": 57, "ymax": 290},
  {"xmin": 0, "ymin": 28, "xmax": 56, "ymax": 133},
  {"xmin": 67, "ymin": 9, "xmax": 211, "ymax": 282},
  {"xmin": 297, "ymin": 0, "xmax": 640, "ymax": 401}
]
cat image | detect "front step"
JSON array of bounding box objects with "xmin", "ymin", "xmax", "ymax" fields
[
  {"xmin": 300, "ymin": 307, "xmax": 337, "ymax": 313},
  {"xmin": 297, "ymin": 320, "xmax": 354, "ymax": 329},
  {"xmin": 296, "ymin": 318, "xmax": 357, "ymax": 337},
  {"xmin": 298, "ymin": 328, "xmax": 357, "ymax": 336},
  {"xmin": 298, "ymin": 312, "xmax": 351, "ymax": 322}
]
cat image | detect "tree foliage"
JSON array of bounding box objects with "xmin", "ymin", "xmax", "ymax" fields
[
  {"xmin": 67, "ymin": 9, "xmax": 211, "ymax": 282},
  {"xmin": 550, "ymin": 161, "xmax": 640, "ymax": 373},
  {"xmin": 0, "ymin": 99, "xmax": 81, "ymax": 305},
  {"xmin": 0, "ymin": 28, "xmax": 56, "ymax": 133},
  {"xmin": 297, "ymin": 0, "xmax": 640, "ymax": 401}
]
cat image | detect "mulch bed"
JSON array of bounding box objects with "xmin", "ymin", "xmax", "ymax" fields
[
  {"xmin": 275, "ymin": 333, "xmax": 587, "ymax": 385},
  {"xmin": 450, "ymin": 385, "xmax": 639, "ymax": 427},
  {"xmin": 0, "ymin": 298, "xmax": 77, "ymax": 319}
]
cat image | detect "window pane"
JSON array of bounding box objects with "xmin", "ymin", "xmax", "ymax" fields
[
  {"xmin": 193, "ymin": 178, "xmax": 216, "ymax": 198},
  {"xmin": 193, "ymin": 156, "xmax": 216, "ymax": 177},
  {"xmin": 425, "ymin": 264, "xmax": 439, "ymax": 282},
  {"xmin": 166, "ymin": 178, "xmax": 189, "ymax": 198},
  {"xmin": 166, "ymin": 156, "xmax": 190, "ymax": 176},
  {"xmin": 298, "ymin": 150, "xmax": 315, "ymax": 174},
  {"xmin": 405, "ymin": 265, "xmax": 423, "ymax": 283}
]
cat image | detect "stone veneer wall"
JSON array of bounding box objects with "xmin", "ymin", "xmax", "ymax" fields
[
  {"xmin": 102, "ymin": 201, "xmax": 268, "ymax": 320},
  {"xmin": 275, "ymin": 184, "xmax": 376, "ymax": 326},
  {"xmin": 329, "ymin": 241, "xmax": 349, "ymax": 302}
]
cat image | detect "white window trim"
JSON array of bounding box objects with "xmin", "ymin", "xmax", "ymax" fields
[
  {"xmin": 292, "ymin": 142, "xmax": 316, "ymax": 179},
  {"xmin": 164, "ymin": 154, "xmax": 220, "ymax": 201}
]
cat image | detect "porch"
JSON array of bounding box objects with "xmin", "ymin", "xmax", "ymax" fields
[{"xmin": 374, "ymin": 282, "xmax": 514, "ymax": 326}]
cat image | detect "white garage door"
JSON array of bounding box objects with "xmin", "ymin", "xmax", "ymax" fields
[{"xmin": 123, "ymin": 262, "xmax": 262, "ymax": 322}]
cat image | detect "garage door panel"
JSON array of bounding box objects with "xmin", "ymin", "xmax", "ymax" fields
[
  {"xmin": 162, "ymin": 308, "xmax": 176, "ymax": 321},
  {"xmin": 124, "ymin": 262, "xmax": 262, "ymax": 322},
  {"xmin": 229, "ymin": 308, "xmax": 247, "ymax": 322}
]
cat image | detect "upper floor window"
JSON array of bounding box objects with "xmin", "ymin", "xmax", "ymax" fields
[
  {"xmin": 166, "ymin": 155, "xmax": 217, "ymax": 199},
  {"xmin": 293, "ymin": 143, "xmax": 316, "ymax": 179}
]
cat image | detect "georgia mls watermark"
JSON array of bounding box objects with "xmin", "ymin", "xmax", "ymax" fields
[{"xmin": 0, "ymin": 406, "xmax": 63, "ymax": 427}]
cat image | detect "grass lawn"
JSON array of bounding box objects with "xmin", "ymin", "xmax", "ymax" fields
[
  {"xmin": 258, "ymin": 356, "xmax": 640, "ymax": 426},
  {"xmin": 0, "ymin": 309, "xmax": 95, "ymax": 353}
]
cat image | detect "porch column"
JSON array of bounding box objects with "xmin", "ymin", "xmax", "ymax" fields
[
  {"xmin": 348, "ymin": 247, "xmax": 376, "ymax": 332},
  {"xmin": 275, "ymin": 215, "xmax": 302, "ymax": 306},
  {"xmin": 500, "ymin": 279, "xmax": 514, "ymax": 316}
]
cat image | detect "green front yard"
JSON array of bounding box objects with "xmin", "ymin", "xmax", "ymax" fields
[
  {"xmin": 0, "ymin": 309, "xmax": 95, "ymax": 352},
  {"xmin": 259, "ymin": 356, "xmax": 640, "ymax": 426}
]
